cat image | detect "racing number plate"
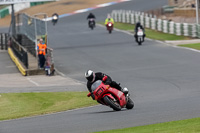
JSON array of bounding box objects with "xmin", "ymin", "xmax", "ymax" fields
[{"xmin": 96, "ymin": 87, "xmax": 105, "ymax": 96}]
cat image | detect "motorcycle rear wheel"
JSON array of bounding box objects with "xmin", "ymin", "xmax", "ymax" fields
[
  {"xmin": 103, "ymin": 96, "xmax": 121, "ymax": 111},
  {"xmin": 90, "ymin": 26, "xmax": 93, "ymax": 30}
]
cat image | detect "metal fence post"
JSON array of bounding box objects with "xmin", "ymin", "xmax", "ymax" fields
[
  {"xmin": 0, "ymin": 33, "xmax": 2, "ymax": 50},
  {"xmin": 5, "ymin": 33, "xmax": 8, "ymax": 50}
]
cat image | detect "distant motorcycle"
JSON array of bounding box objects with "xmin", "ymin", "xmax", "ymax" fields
[
  {"xmin": 87, "ymin": 76, "xmax": 134, "ymax": 111},
  {"xmin": 88, "ymin": 19, "xmax": 95, "ymax": 30},
  {"xmin": 52, "ymin": 14, "xmax": 58, "ymax": 26},
  {"xmin": 106, "ymin": 22, "xmax": 113, "ymax": 34},
  {"xmin": 136, "ymin": 29, "xmax": 144, "ymax": 45}
]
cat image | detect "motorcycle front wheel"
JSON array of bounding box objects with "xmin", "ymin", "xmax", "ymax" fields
[
  {"xmin": 103, "ymin": 95, "xmax": 121, "ymax": 111},
  {"xmin": 126, "ymin": 97, "xmax": 134, "ymax": 109}
]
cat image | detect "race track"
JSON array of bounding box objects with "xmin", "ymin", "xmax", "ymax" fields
[{"xmin": 1, "ymin": 0, "xmax": 200, "ymax": 133}]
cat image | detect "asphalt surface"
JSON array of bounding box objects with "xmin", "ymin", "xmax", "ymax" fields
[
  {"xmin": 1, "ymin": 0, "xmax": 200, "ymax": 133},
  {"xmin": 0, "ymin": 49, "xmax": 85, "ymax": 93}
]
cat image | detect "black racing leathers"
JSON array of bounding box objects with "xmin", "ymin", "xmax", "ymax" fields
[
  {"xmin": 134, "ymin": 25, "xmax": 145, "ymax": 43},
  {"xmin": 87, "ymin": 13, "xmax": 96, "ymax": 27},
  {"xmin": 86, "ymin": 72, "xmax": 122, "ymax": 93},
  {"xmin": 87, "ymin": 13, "xmax": 96, "ymax": 20}
]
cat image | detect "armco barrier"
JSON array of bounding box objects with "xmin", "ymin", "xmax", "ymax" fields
[
  {"xmin": 8, "ymin": 47, "xmax": 27, "ymax": 76},
  {"xmin": 111, "ymin": 10, "xmax": 200, "ymax": 38}
]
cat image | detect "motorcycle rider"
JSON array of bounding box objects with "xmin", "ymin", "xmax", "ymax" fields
[
  {"xmin": 134, "ymin": 22, "xmax": 145, "ymax": 42},
  {"xmin": 52, "ymin": 13, "xmax": 59, "ymax": 25},
  {"xmin": 87, "ymin": 12, "xmax": 96, "ymax": 27},
  {"xmin": 85, "ymin": 70, "xmax": 128, "ymax": 100},
  {"xmin": 104, "ymin": 14, "xmax": 114, "ymax": 25}
]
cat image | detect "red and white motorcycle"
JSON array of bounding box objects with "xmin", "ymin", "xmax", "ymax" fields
[
  {"xmin": 87, "ymin": 76, "xmax": 134, "ymax": 111},
  {"xmin": 136, "ymin": 29, "xmax": 144, "ymax": 45},
  {"xmin": 106, "ymin": 22, "xmax": 113, "ymax": 34}
]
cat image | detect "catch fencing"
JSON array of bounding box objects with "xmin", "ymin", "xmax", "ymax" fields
[
  {"xmin": 111, "ymin": 10, "xmax": 200, "ymax": 38},
  {"xmin": 16, "ymin": 13, "xmax": 48, "ymax": 57},
  {"xmin": 15, "ymin": 13, "xmax": 54, "ymax": 72},
  {"xmin": 16, "ymin": 13, "xmax": 47, "ymax": 42}
]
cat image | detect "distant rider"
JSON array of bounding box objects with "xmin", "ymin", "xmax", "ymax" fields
[
  {"xmin": 87, "ymin": 13, "xmax": 96, "ymax": 27},
  {"xmin": 85, "ymin": 70, "xmax": 128, "ymax": 100},
  {"xmin": 52, "ymin": 13, "xmax": 59, "ymax": 25},
  {"xmin": 134, "ymin": 22, "xmax": 145, "ymax": 42},
  {"xmin": 104, "ymin": 14, "xmax": 114, "ymax": 25}
]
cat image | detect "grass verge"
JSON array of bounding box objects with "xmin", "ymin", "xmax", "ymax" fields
[
  {"xmin": 99, "ymin": 22, "xmax": 191, "ymax": 41},
  {"xmin": 94, "ymin": 117, "xmax": 200, "ymax": 133},
  {"xmin": 0, "ymin": 92, "xmax": 97, "ymax": 120},
  {"xmin": 178, "ymin": 43, "xmax": 200, "ymax": 50}
]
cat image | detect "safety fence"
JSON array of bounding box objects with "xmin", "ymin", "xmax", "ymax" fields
[
  {"xmin": 16, "ymin": 13, "xmax": 47, "ymax": 43},
  {"xmin": 0, "ymin": 33, "xmax": 8, "ymax": 50},
  {"xmin": 111, "ymin": 10, "xmax": 200, "ymax": 38},
  {"xmin": 15, "ymin": 13, "xmax": 54, "ymax": 75}
]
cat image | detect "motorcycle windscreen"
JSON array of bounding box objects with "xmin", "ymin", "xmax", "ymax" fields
[{"xmin": 91, "ymin": 80, "xmax": 102, "ymax": 92}]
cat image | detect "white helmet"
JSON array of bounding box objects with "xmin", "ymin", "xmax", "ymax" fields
[{"xmin": 85, "ymin": 70, "xmax": 95, "ymax": 82}]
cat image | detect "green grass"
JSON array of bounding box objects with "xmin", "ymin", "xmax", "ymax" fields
[
  {"xmin": 0, "ymin": 92, "xmax": 97, "ymax": 120},
  {"xmin": 99, "ymin": 22, "xmax": 191, "ymax": 41},
  {"xmin": 179, "ymin": 43, "xmax": 200, "ymax": 50},
  {"xmin": 94, "ymin": 117, "xmax": 200, "ymax": 133}
]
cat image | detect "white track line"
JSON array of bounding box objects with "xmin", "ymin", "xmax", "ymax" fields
[{"xmin": 27, "ymin": 78, "xmax": 40, "ymax": 86}]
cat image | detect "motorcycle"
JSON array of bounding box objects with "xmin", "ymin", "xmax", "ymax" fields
[
  {"xmin": 88, "ymin": 19, "xmax": 95, "ymax": 30},
  {"xmin": 52, "ymin": 15, "xmax": 58, "ymax": 26},
  {"xmin": 136, "ymin": 29, "xmax": 144, "ymax": 45},
  {"xmin": 87, "ymin": 76, "xmax": 134, "ymax": 111},
  {"xmin": 106, "ymin": 22, "xmax": 113, "ymax": 34}
]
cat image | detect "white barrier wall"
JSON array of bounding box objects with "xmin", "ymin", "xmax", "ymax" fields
[
  {"xmin": 140, "ymin": 15, "xmax": 145, "ymax": 27},
  {"xmin": 145, "ymin": 17, "xmax": 150, "ymax": 28},
  {"xmin": 151, "ymin": 18, "xmax": 156, "ymax": 30},
  {"xmin": 7, "ymin": 3, "xmax": 30, "ymax": 14},
  {"xmin": 122, "ymin": 11, "xmax": 126, "ymax": 23},
  {"xmin": 111, "ymin": 10, "xmax": 199, "ymax": 38},
  {"xmin": 169, "ymin": 21, "xmax": 175, "ymax": 34},
  {"xmin": 130, "ymin": 13, "xmax": 134, "ymax": 24},
  {"xmin": 183, "ymin": 23, "xmax": 189, "ymax": 36},
  {"xmin": 163, "ymin": 20, "xmax": 168, "ymax": 33},
  {"xmin": 157, "ymin": 19, "xmax": 162, "ymax": 32},
  {"xmin": 175, "ymin": 23, "xmax": 182, "ymax": 36},
  {"xmin": 192, "ymin": 24, "xmax": 197, "ymax": 37}
]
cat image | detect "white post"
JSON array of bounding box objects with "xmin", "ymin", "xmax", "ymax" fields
[
  {"xmin": 34, "ymin": 17, "xmax": 37, "ymax": 57},
  {"xmin": 196, "ymin": 0, "xmax": 199, "ymax": 24}
]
